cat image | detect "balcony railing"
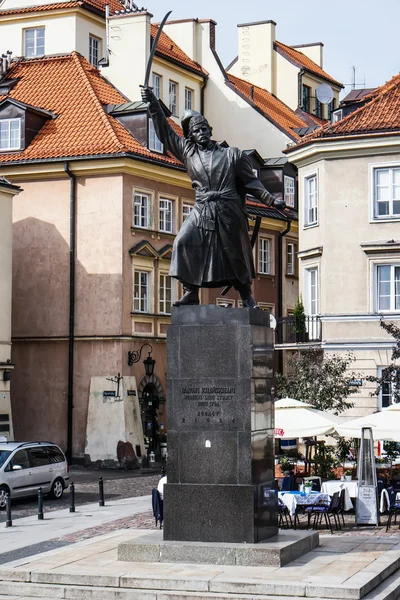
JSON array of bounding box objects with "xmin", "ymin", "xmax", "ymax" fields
[{"xmin": 276, "ymin": 316, "xmax": 322, "ymax": 345}]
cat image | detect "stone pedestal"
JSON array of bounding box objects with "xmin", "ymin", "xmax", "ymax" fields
[{"xmin": 164, "ymin": 305, "xmax": 278, "ymax": 544}]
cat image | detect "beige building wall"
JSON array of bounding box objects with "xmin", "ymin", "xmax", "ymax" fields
[
  {"xmin": 294, "ymin": 149, "xmax": 400, "ymax": 420},
  {"xmin": 0, "ymin": 11, "xmax": 105, "ymax": 63},
  {"xmin": 0, "ymin": 182, "xmax": 21, "ymax": 440}
]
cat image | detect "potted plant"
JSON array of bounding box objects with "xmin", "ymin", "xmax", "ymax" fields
[
  {"xmin": 304, "ymin": 480, "xmax": 313, "ymax": 495},
  {"xmin": 293, "ymin": 296, "xmax": 308, "ymax": 343},
  {"xmin": 344, "ymin": 470, "xmax": 352, "ymax": 482}
]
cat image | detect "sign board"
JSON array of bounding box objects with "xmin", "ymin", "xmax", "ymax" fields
[
  {"xmin": 349, "ymin": 379, "xmax": 363, "ymax": 387},
  {"xmin": 127, "ymin": 390, "xmax": 136, "ymax": 396},
  {"xmin": 103, "ymin": 391, "xmax": 116, "ymax": 398},
  {"xmin": 356, "ymin": 485, "xmax": 378, "ymax": 525},
  {"xmin": 274, "ymin": 427, "xmax": 285, "ymax": 437}
]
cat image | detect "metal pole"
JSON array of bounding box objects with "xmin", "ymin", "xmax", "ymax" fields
[
  {"xmin": 5, "ymin": 494, "xmax": 12, "ymax": 527},
  {"xmin": 38, "ymin": 487, "xmax": 44, "ymax": 520},
  {"xmin": 69, "ymin": 482, "xmax": 75, "ymax": 513},
  {"xmin": 98, "ymin": 477, "xmax": 105, "ymax": 507}
]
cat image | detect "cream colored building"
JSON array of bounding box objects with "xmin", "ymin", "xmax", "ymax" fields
[
  {"xmin": 227, "ymin": 20, "xmax": 343, "ymax": 121},
  {"xmin": 284, "ymin": 77, "xmax": 400, "ymax": 420},
  {"xmin": 0, "ymin": 178, "xmax": 21, "ymax": 440}
]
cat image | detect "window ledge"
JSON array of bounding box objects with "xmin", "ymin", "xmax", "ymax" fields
[
  {"xmin": 131, "ymin": 227, "xmax": 176, "ymax": 238},
  {"xmin": 370, "ymin": 217, "xmax": 400, "ymax": 223},
  {"xmin": 285, "ymin": 274, "xmax": 298, "ymax": 279},
  {"xmin": 303, "ymin": 223, "xmax": 319, "ymax": 230},
  {"xmin": 257, "ymin": 273, "xmax": 275, "ymax": 279}
]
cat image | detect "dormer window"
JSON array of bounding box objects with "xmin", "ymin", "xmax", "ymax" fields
[
  {"xmin": 149, "ymin": 118, "xmax": 163, "ymax": 153},
  {"xmin": 0, "ymin": 118, "xmax": 21, "ymax": 151},
  {"xmin": 24, "ymin": 27, "xmax": 45, "ymax": 57}
]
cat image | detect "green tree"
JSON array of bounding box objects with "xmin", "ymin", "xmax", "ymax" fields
[
  {"xmin": 277, "ymin": 349, "xmax": 360, "ymax": 414},
  {"xmin": 383, "ymin": 441, "xmax": 400, "ymax": 479},
  {"xmin": 366, "ymin": 318, "xmax": 400, "ymax": 405},
  {"xmin": 292, "ymin": 296, "xmax": 306, "ymax": 334}
]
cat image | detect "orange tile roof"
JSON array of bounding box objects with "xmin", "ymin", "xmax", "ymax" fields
[
  {"xmin": 226, "ymin": 73, "xmax": 308, "ymax": 141},
  {"xmin": 0, "ymin": 53, "xmax": 183, "ymax": 166},
  {"xmin": 150, "ymin": 24, "xmax": 207, "ymax": 77},
  {"xmin": 275, "ymin": 41, "xmax": 343, "ymax": 88},
  {"xmin": 289, "ymin": 72, "xmax": 400, "ymax": 150},
  {"xmin": 0, "ymin": 0, "xmax": 124, "ymax": 16}
]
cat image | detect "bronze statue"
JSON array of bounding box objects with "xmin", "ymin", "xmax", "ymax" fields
[{"xmin": 141, "ymin": 86, "xmax": 284, "ymax": 309}]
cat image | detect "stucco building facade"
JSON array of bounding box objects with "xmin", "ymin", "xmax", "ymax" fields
[
  {"xmin": 0, "ymin": 177, "xmax": 20, "ymax": 441},
  {"xmin": 285, "ymin": 75, "xmax": 400, "ymax": 421}
]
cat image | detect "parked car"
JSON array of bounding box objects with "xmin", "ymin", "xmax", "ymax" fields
[{"xmin": 0, "ymin": 441, "xmax": 69, "ymax": 508}]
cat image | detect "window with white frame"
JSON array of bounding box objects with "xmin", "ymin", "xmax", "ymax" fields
[
  {"xmin": 159, "ymin": 273, "xmax": 172, "ymax": 314},
  {"xmin": 24, "ymin": 27, "xmax": 45, "ymax": 57},
  {"xmin": 0, "ymin": 119, "xmax": 21, "ymax": 151},
  {"xmin": 152, "ymin": 73, "xmax": 161, "ymax": 99},
  {"xmin": 133, "ymin": 270, "xmax": 149, "ymax": 313},
  {"xmin": 182, "ymin": 203, "xmax": 193, "ymax": 222},
  {"xmin": 284, "ymin": 175, "xmax": 295, "ymax": 207},
  {"xmin": 304, "ymin": 174, "xmax": 318, "ymax": 226},
  {"xmin": 377, "ymin": 366, "xmax": 397, "ymax": 409},
  {"xmin": 133, "ymin": 192, "xmax": 150, "ymax": 228},
  {"xmin": 185, "ymin": 87, "xmax": 193, "ymax": 110},
  {"xmin": 149, "ymin": 118, "xmax": 163, "ymax": 153},
  {"xmin": 373, "ymin": 167, "xmax": 400, "ymax": 219},
  {"xmin": 216, "ymin": 298, "xmax": 235, "ymax": 308},
  {"xmin": 258, "ymin": 238, "xmax": 271, "ymax": 274},
  {"xmin": 305, "ymin": 267, "xmax": 319, "ymax": 315},
  {"xmin": 287, "ymin": 242, "xmax": 296, "ymax": 275},
  {"xmin": 159, "ymin": 198, "xmax": 173, "ymax": 233},
  {"xmin": 169, "ymin": 81, "xmax": 178, "ymax": 115},
  {"xmin": 89, "ymin": 35, "xmax": 100, "ymax": 66},
  {"xmin": 376, "ymin": 264, "xmax": 400, "ymax": 312}
]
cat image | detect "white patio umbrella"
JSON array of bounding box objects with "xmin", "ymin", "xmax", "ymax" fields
[
  {"xmin": 335, "ymin": 404, "xmax": 400, "ymax": 441},
  {"xmin": 274, "ymin": 397, "xmax": 338, "ymax": 439}
]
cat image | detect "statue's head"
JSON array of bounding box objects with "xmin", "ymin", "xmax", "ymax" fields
[{"xmin": 181, "ymin": 110, "xmax": 212, "ymax": 145}]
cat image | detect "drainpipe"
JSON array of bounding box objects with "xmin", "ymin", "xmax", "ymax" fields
[
  {"xmin": 64, "ymin": 163, "xmax": 76, "ymax": 464},
  {"xmin": 277, "ymin": 216, "xmax": 291, "ymax": 375}
]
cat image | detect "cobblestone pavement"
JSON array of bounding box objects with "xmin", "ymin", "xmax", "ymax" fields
[{"xmin": 0, "ymin": 469, "xmax": 160, "ymax": 523}]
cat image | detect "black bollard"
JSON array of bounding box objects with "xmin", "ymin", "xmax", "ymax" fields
[
  {"xmin": 98, "ymin": 477, "xmax": 105, "ymax": 507},
  {"xmin": 5, "ymin": 494, "xmax": 12, "ymax": 528},
  {"xmin": 38, "ymin": 487, "xmax": 44, "ymax": 520},
  {"xmin": 69, "ymin": 482, "xmax": 75, "ymax": 513}
]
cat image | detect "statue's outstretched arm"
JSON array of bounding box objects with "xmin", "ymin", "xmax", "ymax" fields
[
  {"xmin": 141, "ymin": 86, "xmax": 185, "ymax": 163},
  {"xmin": 238, "ymin": 152, "xmax": 286, "ymax": 209}
]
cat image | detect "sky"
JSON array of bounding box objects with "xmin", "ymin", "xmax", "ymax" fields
[{"xmin": 145, "ymin": 0, "xmax": 400, "ymax": 96}]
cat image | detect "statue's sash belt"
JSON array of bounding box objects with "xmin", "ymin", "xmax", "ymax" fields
[{"xmin": 195, "ymin": 187, "xmax": 237, "ymax": 231}]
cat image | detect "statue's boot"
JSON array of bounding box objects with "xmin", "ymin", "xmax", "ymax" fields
[
  {"xmin": 173, "ymin": 284, "xmax": 200, "ymax": 307},
  {"xmin": 235, "ymin": 282, "xmax": 259, "ymax": 309}
]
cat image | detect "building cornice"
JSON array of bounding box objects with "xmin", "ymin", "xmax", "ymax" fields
[
  {"xmin": 0, "ymin": 157, "xmax": 192, "ymax": 188},
  {"xmin": 286, "ymin": 134, "xmax": 400, "ymax": 167},
  {"xmin": 360, "ymin": 240, "xmax": 400, "ymax": 254}
]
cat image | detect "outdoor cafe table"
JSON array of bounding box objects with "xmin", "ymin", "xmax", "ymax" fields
[
  {"xmin": 321, "ymin": 480, "xmax": 358, "ymax": 510},
  {"xmin": 278, "ymin": 491, "xmax": 330, "ymax": 516}
]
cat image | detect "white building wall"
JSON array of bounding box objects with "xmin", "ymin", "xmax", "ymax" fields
[{"xmin": 165, "ymin": 20, "xmax": 293, "ymax": 157}]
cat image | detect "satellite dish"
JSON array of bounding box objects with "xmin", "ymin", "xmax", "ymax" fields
[
  {"xmin": 269, "ymin": 314, "xmax": 277, "ymax": 330},
  {"xmin": 316, "ymin": 83, "xmax": 334, "ymax": 105}
]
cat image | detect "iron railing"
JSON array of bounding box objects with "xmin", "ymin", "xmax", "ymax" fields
[{"xmin": 276, "ymin": 315, "xmax": 322, "ymax": 345}]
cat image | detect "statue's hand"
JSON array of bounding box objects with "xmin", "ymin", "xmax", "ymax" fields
[{"xmin": 141, "ymin": 85, "xmax": 154, "ymax": 104}]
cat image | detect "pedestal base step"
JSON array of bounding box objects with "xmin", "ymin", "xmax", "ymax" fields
[{"xmin": 117, "ymin": 529, "xmax": 319, "ymax": 567}]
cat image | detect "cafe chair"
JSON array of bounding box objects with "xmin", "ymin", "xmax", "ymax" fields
[
  {"xmin": 305, "ymin": 491, "xmax": 340, "ymax": 534},
  {"xmin": 278, "ymin": 498, "xmax": 293, "ymax": 529},
  {"xmin": 386, "ymin": 486, "xmax": 400, "ymax": 531},
  {"xmin": 303, "ymin": 476, "xmax": 322, "ymax": 492}
]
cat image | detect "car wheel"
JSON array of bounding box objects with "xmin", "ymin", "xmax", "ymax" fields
[
  {"xmin": 50, "ymin": 478, "xmax": 64, "ymax": 500},
  {"xmin": 0, "ymin": 485, "xmax": 10, "ymax": 510}
]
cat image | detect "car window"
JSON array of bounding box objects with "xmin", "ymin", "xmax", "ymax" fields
[
  {"xmin": 29, "ymin": 447, "xmax": 51, "ymax": 467},
  {"xmin": 45, "ymin": 446, "xmax": 65, "ymax": 463},
  {"xmin": 10, "ymin": 449, "xmax": 30, "ymax": 470},
  {"xmin": 0, "ymin": 450, "xmax": 11, "ymax": 468}
]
